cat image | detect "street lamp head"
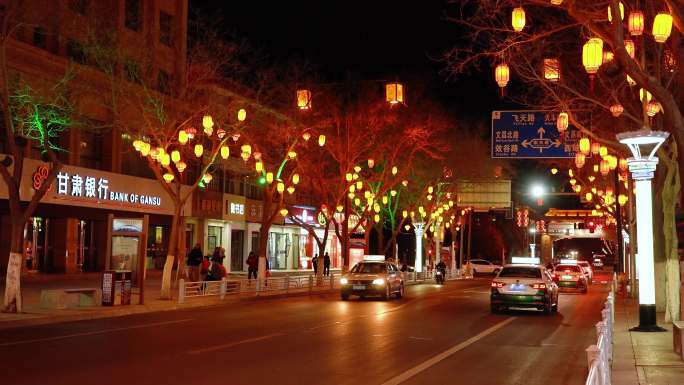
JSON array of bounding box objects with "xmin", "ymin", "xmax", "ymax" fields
[
  {"xmin": 531, "ymin": 184, "xmax": 544, "ymax": 198},
  {"xmin": 616, "ymin": 129, "xmax": 669, "ymax": 161},
  {"xmin": 529, "ymin": 228, "xmax": 536, "ymax": 234}
]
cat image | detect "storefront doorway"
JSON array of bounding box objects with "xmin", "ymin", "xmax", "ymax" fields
[
  {"xmin": 208, "ymin": 225, "xmax": 223, "ymax": 253},
  {"xmin": 231, "ymin": 230, "xmax": 244, "ymax": 271}
]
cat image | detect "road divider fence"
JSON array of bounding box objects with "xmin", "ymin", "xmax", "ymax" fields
[
  {"xmin": 178, "ymin": 268, "xmax": 466, "ymax": 303},
  {"xmin": 584, "ymin": 274, "xmax": 615, "ymax": 385}
]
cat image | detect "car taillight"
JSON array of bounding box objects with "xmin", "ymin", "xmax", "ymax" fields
[
  {"xmin": 531, "ymin": 283, "xmax": 547, "ymax": 290},
  {"xmin": 551, "ymin": 273, "xmax": 559, "ymax": 281},
  {"xmin": 491, "ymin": 281, "xmax": 504, "ymax": 288}
]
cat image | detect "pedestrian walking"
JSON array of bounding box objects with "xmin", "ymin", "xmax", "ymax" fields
[
  {"xmin": 200, "ymin": 255, "xmax": 210, "ymax": 281},
  {"xmin": 312, "ymin": 254, "xmax": 319, "ymax": 275},
  {"xmin": 187, "ymin": 244, "xmax": 203, "ymax": 282},
  {"xmin": 323, "ymin": 252, "xmax": 331, "ymax": 276},
  {"xmin": 247, "ymin": 251, "xmax": 258, "ymax": 281},
  {"xmin": 206, "ymin": 254, "xmax": 226, "ymax": 281}
]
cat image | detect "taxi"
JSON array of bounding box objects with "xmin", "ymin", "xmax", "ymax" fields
[
  {"xmin": 553, "ymin": 263, "xmax": 588, "ymax": 294},
  {"xmin": 339, "ymin": 256, "xmax": 404, "ymax": 301},
  {"xmin": 490, "ymin": 258, "xmax": 559, "ymax": 314}
]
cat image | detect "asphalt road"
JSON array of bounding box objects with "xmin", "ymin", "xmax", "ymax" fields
[{"xmin": 0, "ymin": 274, "xmax": 609, "ymax": 385}]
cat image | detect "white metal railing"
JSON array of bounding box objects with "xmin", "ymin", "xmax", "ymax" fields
[
  {"xmin": 585, "ymin": 276, "xmax": 615, "ymax": 385},
  {"xmin": 178, "ymin": 269, "xmax": 466, "ymax": 303}
]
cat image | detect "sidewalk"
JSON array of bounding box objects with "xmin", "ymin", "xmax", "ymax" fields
[
  {"xmin": 0, "ymin": 270, "xmax": 335, "ymax": 331},
  {"xmin": 613, "ymin": 295, "xmax": 684, "ymax": 385}
]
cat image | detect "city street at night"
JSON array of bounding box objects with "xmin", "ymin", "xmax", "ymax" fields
[{"xmin": 0, "ymin": 276, "xmax": 609, "ymax": 385}]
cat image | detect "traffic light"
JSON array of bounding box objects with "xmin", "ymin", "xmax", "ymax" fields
[{"xmin": 587, "ymin": 220, "xmax": 596, "ymax": 233}]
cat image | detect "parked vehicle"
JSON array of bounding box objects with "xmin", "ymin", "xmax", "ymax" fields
[{"xmin": 469, "ymin": 259, "xmax": 502, "ymax": 276}]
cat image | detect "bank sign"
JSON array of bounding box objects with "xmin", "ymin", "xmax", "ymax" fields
[
  {"xmin": 54, "ymin": 171, "xmax": 161, "ymax": 206},
  {"xmin": 491, "ymin": 111, "xmax": 583, "ymax": 159}
]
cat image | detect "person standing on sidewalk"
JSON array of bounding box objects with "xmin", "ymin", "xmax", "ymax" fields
[
  {"xmin": 246, "ymin": 252, "xmax": 258, "ymax": 281},
  {"xmin": 187, "ymin": 244, "xmax": 203, "ymax": 282},
  {"xmin": 323, "ymin": 252, "xmax": 331, "ymax": 276},
  {"xmin": 312, "ymin": 254, "xmax": 319, "ymax": 275}
]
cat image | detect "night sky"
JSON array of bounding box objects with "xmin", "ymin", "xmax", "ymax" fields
[{"xmin": 192, "ymin": 0, "xmax": 500, "ymax": 120}]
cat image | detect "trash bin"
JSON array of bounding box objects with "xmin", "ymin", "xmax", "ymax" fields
[{"xmin": 102, "ymin": 270, "xmax": 132, "ymax": 306}]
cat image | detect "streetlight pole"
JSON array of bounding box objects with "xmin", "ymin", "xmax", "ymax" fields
[
  {"xmin": 617, "ymin": 129, "xmax": 668, "ymax": 332},
  {"xmin": 414, "ymin": 222, "xmax": 425, "ymax": 273}
]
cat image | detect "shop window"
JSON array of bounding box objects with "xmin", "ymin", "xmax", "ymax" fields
[
  {"xmin": 250, "ymin": 231, "xmax": 260, "ymax": 255},
  {"xmin": 159, "ymin": 11, "xmax": 173, "ymax": 47},
  {"xmin": 208, "ymin": 226, "xmax": 223, "ymax": 253},
  {"xmin": 124, "ymin": 59, "xmax": 141, "ymax": 84},
  {"xmin": 268, "ymin": 232, "xmax": 290, "ymax": 270},
  {"xmin": 125, "ymin": 0, "xmax": 141, "ymax": 31},
  {"xmin": 68, "ymin": 0, "xmax": 89, "ymax": 15},
  {"xmin": 32, "ymin": 26, "xmax": 47, "ymax": 50}
]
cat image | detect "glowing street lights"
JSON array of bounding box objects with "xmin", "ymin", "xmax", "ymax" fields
[{"xmin": 617, "ymin": 129, "xmax": 669, "ymax": 332}]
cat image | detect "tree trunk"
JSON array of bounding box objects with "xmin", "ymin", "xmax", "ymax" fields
[
  {"xmin": 661, "ymin": 153, "xmax": 681, "ymax": 322},
  {"xmin": 160, "ymin": 208, "xmax": 180, "ymax": 299},
  {"xmin": 257, "ymin": 228, "xmax": 269, "ymax": 281},
  {"xmin": 2, "ymin": 219, "xmax": 25, "ymax": 312}
]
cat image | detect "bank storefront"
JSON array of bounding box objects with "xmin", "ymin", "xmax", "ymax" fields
[{"xmin": 0, "ymin": 157, "xmax": 191, "ymax": 274}]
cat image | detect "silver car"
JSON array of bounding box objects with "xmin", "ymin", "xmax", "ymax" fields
[{"xmin": 340, "ymin": 261, "xmax": 404, "ymax": 300}]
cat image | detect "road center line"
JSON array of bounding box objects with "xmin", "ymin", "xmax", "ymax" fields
[
  {"xmin": 0, "ymin": 319, "xmax": 193, "ymax": 347},
  {"xmin": 187, "ymin": 332, "xmax": 284, "ymax": 355},
  {"xmin": 379, "ymin": 317, "xmax": 517, "ymax": 385}
]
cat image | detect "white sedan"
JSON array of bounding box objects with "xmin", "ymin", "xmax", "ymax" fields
[{"xmin": 469, "ymin": 259, "xmax": 502, "ymax": 275}]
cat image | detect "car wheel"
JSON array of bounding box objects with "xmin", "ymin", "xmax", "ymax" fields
[
  {"xmin": 341, "ymin": 293, "xmax": 349, "ymax": 301},
  {"xmin": 490, "ymin": 304, "xmax": 499, "ymax": 314},
  {"xmin": 543, "ymin": 301, "xmax": 552, "ymax": 314},
  {"xmin": 552, "ymin": 302, "xmax": 558, "ymax": 312},
  {"xmin": 396, "ymin": 284, "xmax": 404, "ymax": 299}
]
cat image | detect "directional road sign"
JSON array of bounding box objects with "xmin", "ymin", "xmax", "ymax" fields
[{"xmin": 491, "ymin": 110, "xmax": 583, "ymax": 159}]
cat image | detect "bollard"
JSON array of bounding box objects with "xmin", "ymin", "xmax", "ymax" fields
[
  {"xmin": 220, "ymin": 277, "xmax": 227, "ymax": 300},
  {"xmin": 178, "ymin": 279, "xmax": 185, "ymax": 304}
]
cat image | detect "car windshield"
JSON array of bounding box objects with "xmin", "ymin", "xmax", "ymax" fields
[
  {"xmin": 556, "ymin": 265, "xmax": 582, "ymax": 272},
  {"xmin": 498, "ymin": 267, "xmax": 541, "ymax": 278},
  {"xmin": 351, "ymin": 263, "xmax": 385, "ymax": 274}
]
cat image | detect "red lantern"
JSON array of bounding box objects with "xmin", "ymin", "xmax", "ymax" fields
[
  {"xmin": 557, "ymin": 112, "xmax": 569, "ymax": 134},
  {"xmin": 610, "ymin": 104, "xmax": 624, "ymax": 117},
  {"xmin": 599, "ymin": 160, "xmax": 610, "ymax": 176},
  {"xmin": 575, "ymin": 152, "xmax": 586, "ymax": 168},
  {"xmin": 628, "ymin": 10, "xmax": 644, "ymax": 36},
  {"xmin": 591, "ymin": 142, "xmax": 601, "ymax": 155}
]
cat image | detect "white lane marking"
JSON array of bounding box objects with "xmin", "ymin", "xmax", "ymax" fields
[
  {"xmin": 379, "ymin": 317, "xmax": 517, "ymax": 385},
  {"xmin": 408, "ymin": 336, "xmax": 432, "ymax": 341},
  {"xmin": 0, "ymin": 319, "xmax": 193, "ymax": 347},
  {"xmin": 187, "ymin": 332, "xmax": 284, "ymax": 355}
]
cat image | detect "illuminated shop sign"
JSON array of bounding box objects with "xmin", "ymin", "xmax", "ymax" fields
[
  {"xmin": 55, "ymin": 171, "xmax": 161, "ymax": 206},
  {"xmin": 230, "ymin": 202, "xmax": 244, "ymax": 215}
]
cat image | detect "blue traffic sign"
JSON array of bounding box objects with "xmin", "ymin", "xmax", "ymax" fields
[{"xmin": 491, "ymin": 111, "xmax": 582, "ymax": 159}]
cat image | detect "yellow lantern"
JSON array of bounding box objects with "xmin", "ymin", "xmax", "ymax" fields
[
  {"xmin": 646, "ymin": 101, "xmax": 661, "ymax": 117},
  {"xmin": 390, "ymin": 189, "xmax": 397, "ymax": 197},
  {"xmin": 551, "ymin": 0, "xmax": 563, "ymax": 5},
  {"xmin": 639, "ymin": 88, "xmax": 652, "ymax": 102},
  {"xmin": 161, "ymin": 154, "xmax": 171, "ymax": 167},
  {"xmin": 628, "ymin": 10, "xmax": 645, "ymax": 36},
  {"xmin": 292, "ymin": 173, "xmax": 300, "ymax": 185},
  {"xmin": 543, "ymin": 58, "xmax": 560, "ymax": 81},
  {"xmin": 163, "ymin": 173, "xmax": 174, "ymax": 183},
  {"xmin": 266, "ymin": 172, "xmax": 274, "ymax": 184},
  {"xmin": 626, "ymin": 75, "xmax": 636, "ymax": 86},
  {"xmin": 203, "ymin": 173, "xmax": 213, "ymax": 184},
  {"xmin": 579, "ymin": 137, "xmax": 590, "ymax": 155},
  {"xmin": 237, "ymin": 108, "xmax": 247, "ymax": 122},
  {"xmin": 297, "ymin": 89, "xmax": 312, "ymax": 110},
  {"xmin": 582, "ymin": 38, "xmax": 603, "ymax": 74},
  {"xmin": 556, "ymin": 112, "xmax": 569, "ymax": 134},
  {"xmin": 345, "ymin": 173, "xmax": 353, "ymax": 182},
  {"xmin": 356, "ymin": 181, "xmax": 363, "ymax": 190},
  {"xmin": 382, "ymin": 196, "xmax": 388, "ymax": 205},
  {"xmin": 220, "ymin": 145, "xmax": 229, "ymax": 159},
  {"xmin": 551, "ymin": 167, "xmax": 558, "ymax": 175},
  {"xmin": 599, "ymin": 160, "xmax": 610, "ymax": 176},
  {"xmin": 255, "ymin": 161, "xmax": 263, "ymax": 172},
  {"xmin": 280, "ymin": 208, "xmax": 289, "ymax": 217},
  {"xmin": 318, "ymin": 134, "xmax": 326, "ymax": 147},
  {"xmin": 573, "ymin": 184, "xmax": 582, "ymax": 193},
  {"xmin": 618, "ymin": 194, "xmax": 628, "ymax": 206},
  {"xmin": 599, "ymin": 146, "xmax": 608, "ymax": 157},
  {"xmin": 287, "ymin": 151, "xmax": 297, "ymax": 159},
  {"xmin": 171, "ymin": 150, "xmax": 181, "ymax": 163},
  {"xmin": 653, "ymin": 13, "xmax": 673, "ymax": 43},
  {"xmin": 374, "ymin": 203, "xmax": 381, "ymax": 213},
  {"xmin": 495, "ymin": 63, "xmax": 510, "ymax": 94},
  {"xmin": 511, "ymin": 7, "xmax": 526, "ymax": 32},
  {"xmin": 585, "ymin": 192, "xmax": 593, "ymax": 201},
  {"xmin": 354, "ymin": 197, "xmax": 361, "ymax": 206},
  {"xmin": 374, "ymin": 214, "xmax": 380, "ymax": 223},
  {"xmin": 593, "ymin": 164, "xmax": 599, "ymax": 173},
  {"xmin": 287, "ymin": 186, "xmax": 295, "ymax": 194},
  {"xmin": 348, "ymin": 192, "xmax": 355, "ymax": 199},
  {"xmin": 364, "ymin": 190, "xmax": 371, "ymax": 199},
  {"xmin": 575, "ymin": 153, "xmax": 586, "ymax": 169},
  {"xmin": 202, "ymin": 115, "xmax": 214, "ymax": 136},
  {"xmin": 619, "ymin": 158, "xmax": 628, "ymax": 171},
  {"xmin": 624, "ymin": 39, "xmax": 635, "ymax": 58},
  {"xmin": 277, "ymin": 182, "xmax": 285, "ymax": 193},
  {"xmin": 194, "ymin": 144, "xmax": 203, "ymax": 158},
  {"xmin": 349, "ymin": 185, "xmax": 356, "ymax": 193},
  {"xmin": 385, "ymin": 82, "xmax": 404, "ymax": 104},
  {"xmin": 391, "ymin": 166, "xmax": 398, "ymax": 175},
  {"xmin": 607, "ymin": 2, "xmax": 624, "ymax": 22},
  {"xmin": 178, "ymin": 130, "xmax": 189, "ymax": 145},
  {"xmin": 568, "ymin": 169, "xmax": 573, "ymax": 177},
  {"xmin": 302, "ymin": 132, "xmax": 311, "ymax": 141},
  {"xmin": 336, "ymin": 205, "xmax": 343, "ymax": 212},
  {"xmin": 176, "ymin": 161, "xmax": 186, "ymax": 173},
  {"xmin": 368, "ymin": 158, "xmax": 375, "ymax": 168},
  {"xmin": 241, "ymin": 152, "xmax": 250, "ymax": 162},
  {"xmin": 608, "ymin": 155, "xmax": 618, "ymax": 170},
  {"xmin": 588, "ymin": 175, "xmax": 595, "ymax": 182},
  {"xmin": 353, "ymin": 165, "xmax": 361, "ymax": 173},
  {"xmin": 602, "ymin": 50, "xmax": 614, "ymax": 64},
  {"xmin": 428, "ymin": 186, "xmax": 434, "ymax": 194},
  {"xmin": 402, "ymin": 180, "xmax": 408, "ymax": 187},
  {"xmin": 610, "ymin": 104, "xmax": 624, "ymax": 117}
]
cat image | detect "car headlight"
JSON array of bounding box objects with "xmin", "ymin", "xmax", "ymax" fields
[
  {"xmin": 372, "ymin": 278, "xmax": 385, "ymax": 286},
  {"xmin": 340, "ymin": 277, "xmax": 348, "ymax": 285}
]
